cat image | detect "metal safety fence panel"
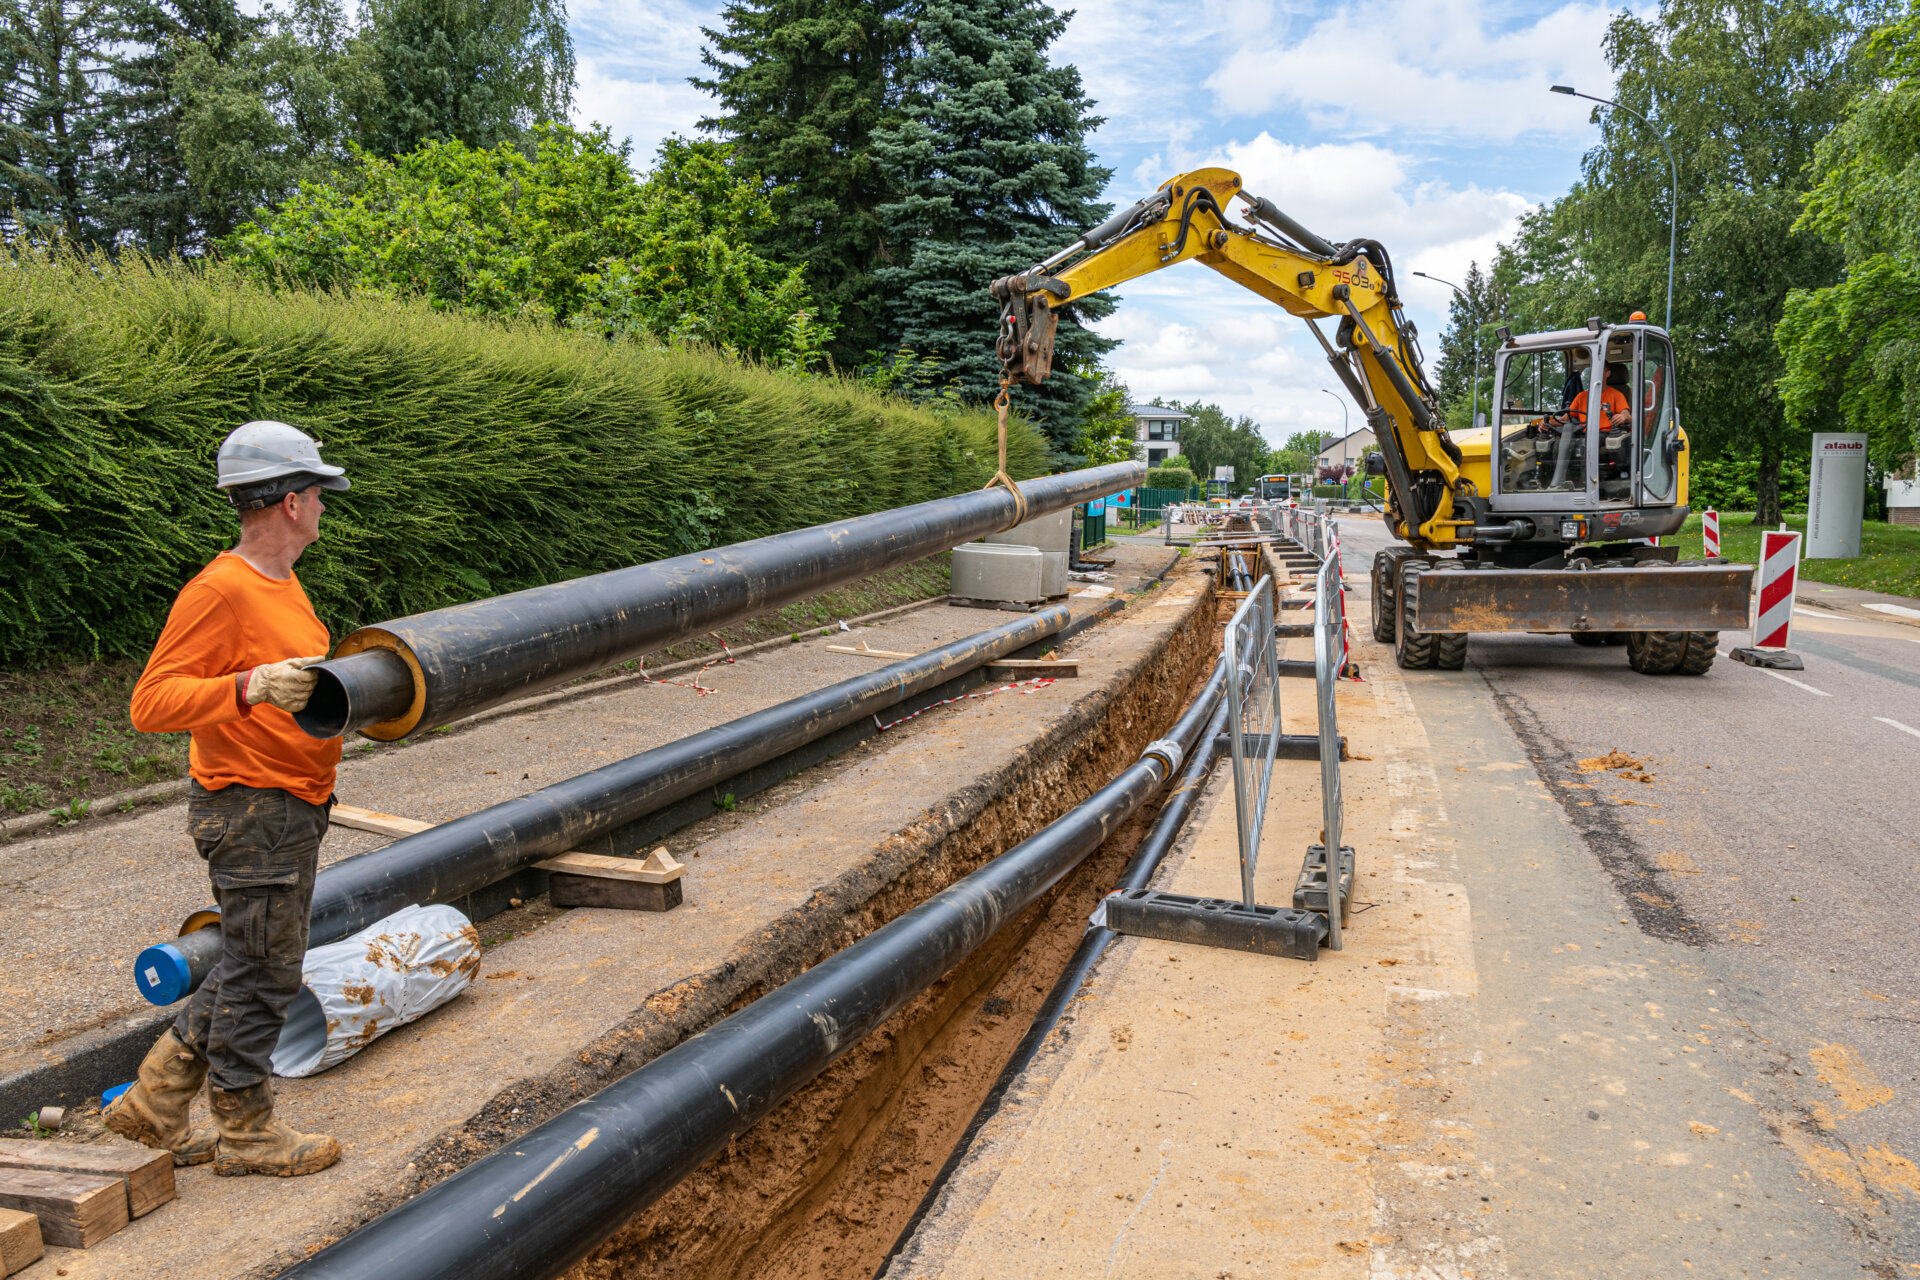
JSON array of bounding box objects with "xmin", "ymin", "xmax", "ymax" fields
[
  {"xmin": 1222, "ymin": 575, "xmax": 1282, "ymax": 908},
  {"xmin": 1312, "ymin": 535, "xmax": 1352, "ymax": 948}
]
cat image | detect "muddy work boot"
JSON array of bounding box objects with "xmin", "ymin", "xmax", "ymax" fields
[
  {"xmin": 104, "ymin": 1029, "xmax": 218, "ymax": 1166},
  {"xmin": 210, "ymin": 1082, "xmax": 341, "ymax": 1177}
]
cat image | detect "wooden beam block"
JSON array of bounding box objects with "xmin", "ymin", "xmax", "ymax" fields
[
  {"xmin": 329, "ymin": 803, "xmax": 436, "ymax": 838},
  {"xmin": 0, "ymin": 1169, "xmax": 128, "ymax": 1249},
  {"xmin": 984, "ymin": 659, "xmax": 1078, "ymax": 677},
  {"xmin": 0, "ymin": 1208, "xmax": 43, "ymax": 1278},
  {"xmin": 825, "ymin": 644, "xmax": 918, "ymax": 659},
  {"xmin": 539, "ymin": 847, "xmax": 686, "ymax": 913},
  {"xmin": 0, "ymin": 1142, "xmax": 174, "ymax": 1218}
]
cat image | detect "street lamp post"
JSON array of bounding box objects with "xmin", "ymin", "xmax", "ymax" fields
[
  {"xmin": 1319, "ymin": 388, "xmax": 1348, "ymax": 485},
  {"xmin": 1410, "ymin": 271, "xmax": 1483, "ymax": 429},
  {"xmin": 1551, "ymin": 84, "xmax": 1678, "ymax": 333}
]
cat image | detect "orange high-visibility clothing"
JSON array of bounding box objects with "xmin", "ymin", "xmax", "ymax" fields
[{"xmin": 131, "ymin": 553, "xmax": 339, "ymax": 804}]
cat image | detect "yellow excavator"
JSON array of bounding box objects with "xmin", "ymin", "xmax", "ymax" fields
[{"xmin": 992, "ymin": 167, "xmax": 1753, "ymax": 674}]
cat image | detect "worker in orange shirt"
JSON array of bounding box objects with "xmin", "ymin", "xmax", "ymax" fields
[
  {"xmin": 1568, "ymin": 362, "xmax": 1633, "ymax": 433},
  {"xmin": 107, "ymin": 422, "xmax": 348, "ymax": 1178}
]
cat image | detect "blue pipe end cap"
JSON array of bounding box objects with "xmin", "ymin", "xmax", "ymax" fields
[
  {"xmin": 102, "ymin": 1081, "xmax": 134, "ymax": 1108},
  {"xmin": 135, "ymin": 942, "xmax": 192, "ymax": 1006}
]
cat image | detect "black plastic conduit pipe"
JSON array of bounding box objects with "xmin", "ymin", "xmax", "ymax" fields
[
  {"xmin": 277, "ymin": 647, "xmax": 1224, "ymax": 1280},
  {"xmin": 881, "ymin": 660, "xmax": 1231, "ymax": 1271},
  {"xmin": 135, "ymin": 607, "xmax": 1070, "ymax": 1006},
  {"xmin": 297, "ymin": 463, "xmax": 1142, "ymax": 741}
]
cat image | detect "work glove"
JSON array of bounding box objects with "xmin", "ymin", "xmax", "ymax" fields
[{"xmin": 244, "ymin": 655, "xmax": 327, "ymax": 714}]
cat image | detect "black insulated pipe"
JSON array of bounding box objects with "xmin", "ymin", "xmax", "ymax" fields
[
  {"xmin": 884, "ymin": 670, "xmax": 1231, "ymax": 1270},
  {"xmin": 279, "ymin": 651, "xmax": 1225, "ymax": 1280},
  {"xmin": 297, "ymin": 463, "xmax": 1142, "ymax": 741},
  {"xmin": 149, "ymin": 608, "xmax": 1071, "ymax": 999}
]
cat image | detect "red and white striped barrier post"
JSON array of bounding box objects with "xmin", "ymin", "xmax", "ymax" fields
[
  {"xmin": 1703, "ymin": 509, "xmax": 1720, "ymax": 558},
  {"xmin": 1731, "ymin": 529, "xmax": 1806, "ymax": 670}
]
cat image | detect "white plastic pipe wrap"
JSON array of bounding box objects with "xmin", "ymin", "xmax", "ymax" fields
[{"xmin": 271, "ymin": 903, "xmax": 482, "ymax": 1078}]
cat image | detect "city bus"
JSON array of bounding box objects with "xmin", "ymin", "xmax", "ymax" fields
[{"xmin": 1254, "ymin": 474, "xmax": 1291, "ymax": 502}]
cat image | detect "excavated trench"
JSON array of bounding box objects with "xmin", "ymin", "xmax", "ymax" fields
[{"xmin": 560, "ymin": 580, "xmax": 1226, "ymax": 1280}]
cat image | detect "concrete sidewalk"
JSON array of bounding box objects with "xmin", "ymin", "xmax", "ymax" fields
[{"xmin": 888, "ymin": 563, "xmax": 1890, "ymax": 1277}]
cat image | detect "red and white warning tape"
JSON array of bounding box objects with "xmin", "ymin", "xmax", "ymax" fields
[
  {"xmin": 1753, "ymin": 530, "xmax": 1801, "ymax": 650},
  {"xmin": 873, "ymin": 677, "xmax": 1057, "ymax": 731},
  {"xmin": 638, "ymin": 635, "xmax": 737, "ymax": 696}
]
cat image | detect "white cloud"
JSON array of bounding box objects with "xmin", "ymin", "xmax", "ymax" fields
[
  {"xmin": 1207, "ymin": 0, "xmax": 1629, "ymax": 141},
  {"xmin": 572, "ymin": 57, "xmax": 711, "ymax": 163},
  {"xmin": 1093, "ymin": 134, "xmax": 1533, "ymax": 441}
]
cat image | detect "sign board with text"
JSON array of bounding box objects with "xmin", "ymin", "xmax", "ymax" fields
[{"xmin": 1807, "ymin": 433, "xmax": 1867, "ymax": 559}]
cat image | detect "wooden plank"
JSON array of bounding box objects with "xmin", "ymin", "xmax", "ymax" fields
[
  {"xmin": 0, "ymin": 1208, "xmax": 44, "ymax": 1278},
  {"xmin": 535, "ymin": 849, "xmax": 685, "ymax": 885},
  {"xmin": 329, "ymin": 803, "xmax": 436, "ymax": 838},
  {"xmin": 0, "ymin": 1169, "xmax": 128, "ymax": 1249},
  {"xmin": 549, "ymin": 874, "xmax": 682, "ymax": 913},
  {"xmin": 825, "ymin": 644, "xmax": 918, "ymax": 660},
  {"xmin": 0, "ymin": 1142, "xmax": 174, "ymax": 1218},
  {"xmin": 983, "ymin": 659, "xmax": 1078, "ymax": 676}
]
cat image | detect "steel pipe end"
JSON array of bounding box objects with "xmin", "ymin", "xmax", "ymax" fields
[{"xmin": 295, "ymin": 648, "xmax": 418, "ymax": 740}]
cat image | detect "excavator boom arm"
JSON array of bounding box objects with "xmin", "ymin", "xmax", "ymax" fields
[{"xmin": 994, "ymin": 168, "xmax": 1465, "ymax": 547}]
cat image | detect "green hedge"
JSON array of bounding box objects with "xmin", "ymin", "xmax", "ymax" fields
[
  {"xmin": 0, "ymin": 250, "xmax": 1046, "ymax": 664},
  {"xmin": 1143, "ymin": 465, "xmax": 1193, "ymax": 489}
]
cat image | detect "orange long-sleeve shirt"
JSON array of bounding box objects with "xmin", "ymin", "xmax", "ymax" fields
[{"xmin": 131, "ymin": 552, "xmax": 340, "ymax": 804}]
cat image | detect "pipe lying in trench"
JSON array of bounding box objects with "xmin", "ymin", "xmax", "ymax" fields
[
  {"xmin": 277, "ymin": 645, "xmax": 1226, "ymax": 1280},
  {"xmin": 298, "ymin": 463, "xmax": 1142, "ymax": 741},
  {"xmin": 135, "ymin": 607, "xmax": 1070, "ymax": 1006},
  {"xmin": 886, "ymin": 660, "xmax": 1232, "ymax": 1268}
]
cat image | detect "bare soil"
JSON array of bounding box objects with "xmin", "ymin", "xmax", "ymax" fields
[
  {"xmin": 553, "ymin": 582, "xmax": 1220, "ymax": 1280},
  {"xmin": 0, "ymin": 556, "xmax": 951, "ymax": 822}
]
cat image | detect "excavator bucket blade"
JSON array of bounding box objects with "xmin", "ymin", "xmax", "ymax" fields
[{"xmin": 1413, "ymin": 565, "xmax": 1755, "ymax": 634}]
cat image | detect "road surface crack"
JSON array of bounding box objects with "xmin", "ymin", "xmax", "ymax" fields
[{"xmin": 1484, "ymin": 682, "xmax": 1705, "ymax": 946}]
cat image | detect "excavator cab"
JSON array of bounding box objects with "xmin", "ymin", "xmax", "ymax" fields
[{"xmin": 1488, "ymin": 320, "xmax": 1685, "ymax": 536}]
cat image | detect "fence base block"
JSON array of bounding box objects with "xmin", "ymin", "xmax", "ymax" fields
[
  {"xmin": 1104, "ymin": 889, "xmax": 1326, "ymax": 961},
  {"xmin": 1294, "ymin": 844, "xmax": 1355, "ymax": 916},
  {"xmin": 1730, "ymin": 646, "xmax": 1805, "ymax": 670},
  {"xmin": 1213, "ymin": 731, "xmax": 1345, "ymax": 761}
]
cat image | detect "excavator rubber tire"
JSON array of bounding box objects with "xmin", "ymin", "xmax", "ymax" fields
[
  {"xmin": 1370, "ymin": 551, "xmax": 1397, "ymax": 644},
  {"xmin": 1675, "ymin": 631, "xmax": 1718, "ymax": 675},
  {"xmin": 1395, "ymin": 560, "xmax": 1436, "ymax": 669},
  {"xmin": 1626, "ymin": 630, "xmax": 1686, "ymax": 674},
  {"xmin": 1431, "ymin": 563, "xmax": 1469, "ymax": 670}
]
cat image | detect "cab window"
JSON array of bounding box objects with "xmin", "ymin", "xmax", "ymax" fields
[
  {"xmin": 1497, "ymin": 345, "xmax": 1595, "ymax": 495},
  {"xmin": 1638, "ymin": 337, "xmax": 1678, "ymax": 504}
]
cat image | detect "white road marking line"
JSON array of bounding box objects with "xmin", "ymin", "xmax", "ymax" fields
[
  {"xmin": 1760, "ymin": 670, "xmax": 1831, "ymax": 696},
  {"xmin": 1875, "ymin": 717, "xmax": 1920, "ymax": 741},
  {"xmin": 1864, "ymin": 602, "xmax": 1920, "ymax": 620}
]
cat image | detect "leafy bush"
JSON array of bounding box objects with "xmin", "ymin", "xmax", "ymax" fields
[
  {"xmin": 226, "ymin": 126, "xmax": 826, "ymax": 364},
  {"xmin": 1688, "ymin": 453, "xmax": 1811, "ymax": 513},
  {"xmin": 1144, "ymin": 464, "xmax": 1193, "ymax": 490},
  {"xmin": 0, "ymin": 247, "xmax": 1045, "ymax": 664}
]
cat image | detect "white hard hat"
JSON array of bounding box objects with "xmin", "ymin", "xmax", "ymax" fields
[{"xmin": 215, "ymin": 421, "xmax": 350, "ymax": 491}]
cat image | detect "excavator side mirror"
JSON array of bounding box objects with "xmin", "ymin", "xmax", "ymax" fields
[
  {"xmin": 1363, "ymin": 451, "xmax": 1388, "ymax": 477},
  {"xmin": 991, "ymin": 274, "xmax": 1066, "ymax": 385}
]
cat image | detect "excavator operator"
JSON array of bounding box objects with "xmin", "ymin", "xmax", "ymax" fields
[{"xmin": 1570, "ymin": 362, "xmax": 1633, "ymax": 433}]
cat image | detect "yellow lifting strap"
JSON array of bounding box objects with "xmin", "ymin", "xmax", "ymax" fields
[{"xmin": 983, "ymin": 375, "xmax": 1029, "ymax": 526}]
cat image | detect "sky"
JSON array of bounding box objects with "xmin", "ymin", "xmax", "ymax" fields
[{"xmin": 569, "ymin": 0, "xmax": 1643, "ymax": 446}]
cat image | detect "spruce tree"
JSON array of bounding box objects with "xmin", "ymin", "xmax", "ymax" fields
[
  {"xmin": 343, "ymin": 0, "xmax": 574, "ymax": 158},
  {"xmin": 95, "ymin": 0, "xmax": 260, "ymax": 253},
  {"xmin": 695, "ymin": 0, "xmax": 908, "ymax": 367},
  {"xmin": 872, "ymin": 0, "xmax": 1113, "ymax": 456},
  {"xmin": 1, "ymin": 0, "xmax": 110, "ymax": 242}
]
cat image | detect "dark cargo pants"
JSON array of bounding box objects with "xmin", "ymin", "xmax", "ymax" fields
[{"xmin": 173, "ymin": 781, "xmax": 330, "ymax": 1091}]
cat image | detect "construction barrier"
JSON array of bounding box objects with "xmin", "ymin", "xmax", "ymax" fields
[
  {"xmin": 1704, "ymin": 509, "xmax": 1720, "ymax": 558},
  {"xmin": 1222, "ymin": 575, "xmax": 1283, "ymax": 907},
  {"xmin": 1753, "ymin": 529, "xmax": 1801, "ymax": 650}
]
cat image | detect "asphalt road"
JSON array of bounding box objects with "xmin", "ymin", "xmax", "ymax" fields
[{"xmin": 1332, "ymin": 512, "xmax": 1920, "ymax": 1264}]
